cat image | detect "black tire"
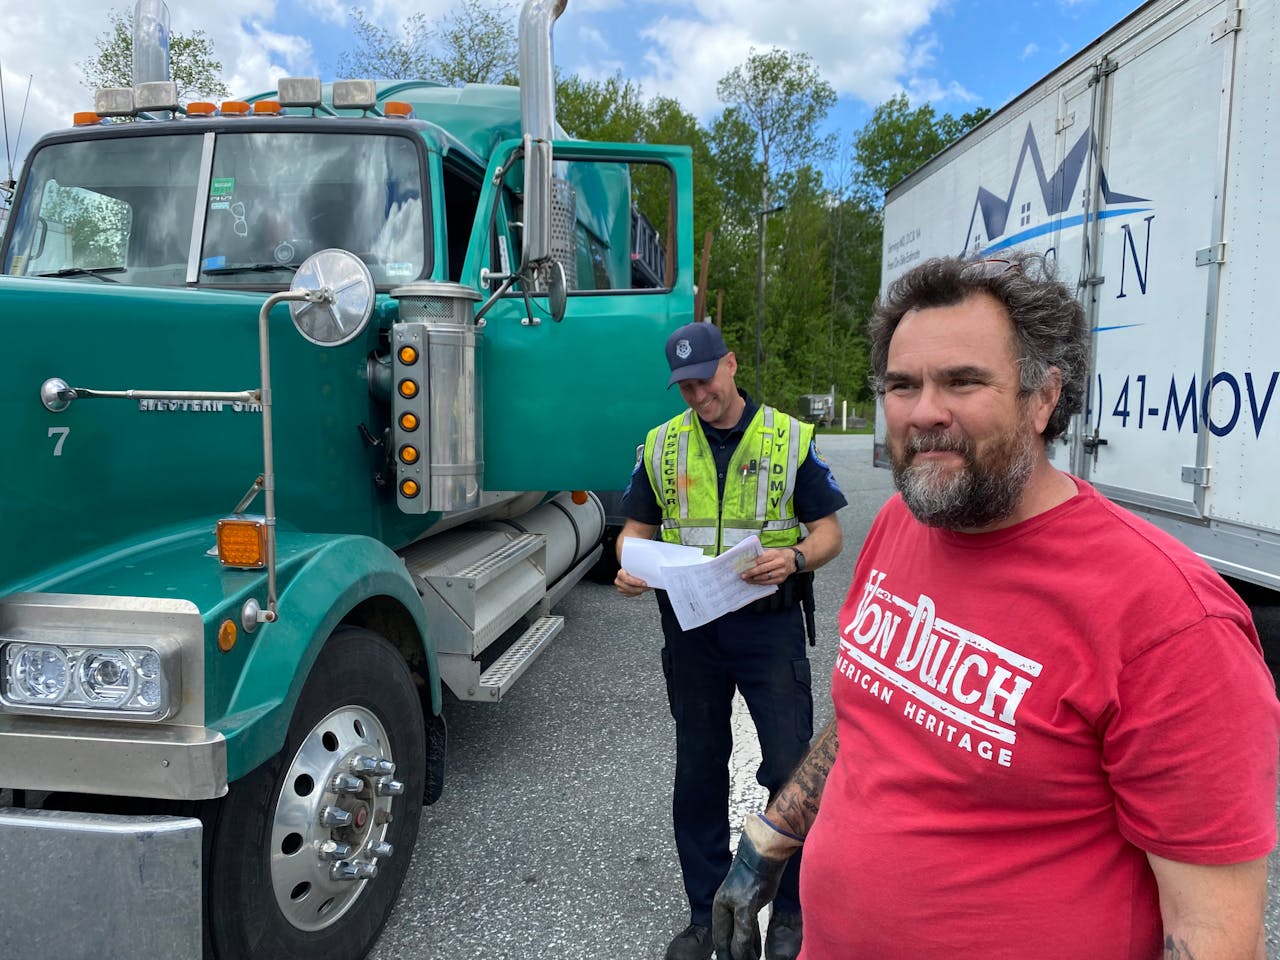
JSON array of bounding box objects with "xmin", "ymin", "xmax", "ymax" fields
[
  {"xmin": 584, "ymin": 524, "xmax": 622, "ymax": 584},
  {"xmin": 204, "ymin": 627, "xmax": 426, "ymax": 959}
]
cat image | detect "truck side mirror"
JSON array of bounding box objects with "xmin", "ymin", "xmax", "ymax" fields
[{"xmin": 288, "ymin": 248, "xmax": 375, "ymax": 347}]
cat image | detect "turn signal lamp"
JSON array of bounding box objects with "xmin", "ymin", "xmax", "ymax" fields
[
  {"xmin": 399, "ymin": 444, "xmax": 420, "ymax": 465},
  {"xmin": 398, "ymin": 378, "xmax": 419, "ymax": 399},
  {"xmin": 397, "ymin": 345, "xmax": 418, "ymax": 365},
  {"xmin": 253, "ymin": 99, "xmax": 282, "ymax": 116},
  {"xmin": 220, "ymin": 100, "xmax": 251, "ymax": 116},
  {"xmin": 399, "ymin": 479, "xmax": 420, "ymax": 498},
  {"xmin": 216, "ymin": 517, "xmax": 268, "ymax": 568},
  {"xmin": 187, "ymin": 102, "xmax": 217, "ymax": 116},
  {"xmin": 398, "ymin": 412, "xmax": 419, "ymax": 431},
  {"xmin": 384, "ymin": 101, "xmax": 414, "ymax": 119},
  {"xmin": 73, "ymin": 112, "xmax": 102, "ymax": 126}
]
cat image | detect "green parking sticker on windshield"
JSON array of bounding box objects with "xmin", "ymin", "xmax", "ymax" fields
[{"xmin": 210, "ymin": 177, "xmax": 235, "ymax": 204}]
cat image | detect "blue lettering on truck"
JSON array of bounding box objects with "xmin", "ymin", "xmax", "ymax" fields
[{"xmin": 1084, "ymin": 371, "xmax": 1278, "ymax": 438}]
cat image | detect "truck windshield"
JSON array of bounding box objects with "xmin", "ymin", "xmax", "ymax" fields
[{"xmin": 3, "ymin": 129, "xmax": 427, "ymax": 289}]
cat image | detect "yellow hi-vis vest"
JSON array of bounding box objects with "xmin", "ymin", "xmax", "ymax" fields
[{"xmin": 642, "ymin": 405, "xmax": 813, "ymax": 556}]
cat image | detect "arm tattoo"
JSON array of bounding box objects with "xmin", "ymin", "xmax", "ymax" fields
[
  {"xmin": 1163, "ymin": 936, "xmax": 1197, "ymax": 960},
  {"xmin": 768, "ymin": 719, "xmax": 838, "ymax": 838}
]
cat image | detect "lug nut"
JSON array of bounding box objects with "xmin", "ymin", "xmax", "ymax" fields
[
  {"xmin": 374, "ymin": 777, "xmax": 405, "ymax": 797},
  {"xmin": 331, "ymin": 773, "xmax": 363, "ymax": 794},
  {"xmin": 350, "ymin": 755, "xmax": 395, "ymax": 776},
  {"xmin": 318, "ymin": 840, "xmax": 353, "ymax": 861},
  {"xmin": 319, "ymin": 805, "xmax": 353, "ymax": 828},
  {"xmin": 330, "ymin": 859, "xmax": 380, "ymax": 881},
  {"xmin": 367, "ymin": 840, "xmax": 394, "ymax": 859}
]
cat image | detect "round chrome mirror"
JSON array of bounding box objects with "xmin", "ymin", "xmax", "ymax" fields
[
  {"xmin": 288, "ymin": 249, "xmax": 375, "ymax": 347},
  {"xmin": 546, "ymin": 260, "xmax": 567, "ymax": 323}
]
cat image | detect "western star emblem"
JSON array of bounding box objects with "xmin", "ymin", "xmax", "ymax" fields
[{"xmin": 675, "ymin": 339, "xmax": 692, "ymax": 359}]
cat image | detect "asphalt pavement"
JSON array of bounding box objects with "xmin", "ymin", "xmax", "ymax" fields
[{"xmin": 368, "ymin": 434, "xmax": 1280, "ymax": 959}]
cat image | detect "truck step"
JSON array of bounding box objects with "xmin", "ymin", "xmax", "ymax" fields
[
  {"xmin": 403, "ymin": 529, "xmax": 548, "ymax": 658},
  {"xmin": 438, "ymin": 615, "xmax": 564, "ymax": 702}
]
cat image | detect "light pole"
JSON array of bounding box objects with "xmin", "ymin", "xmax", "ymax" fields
[{"xmin": 755, "ymin": 203, "xmax": 785, "ymax": 397}]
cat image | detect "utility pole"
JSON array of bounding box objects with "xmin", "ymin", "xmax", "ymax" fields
[{"xmin": 754, "ymin": 203, "xmax": 784, "ymax": 397}]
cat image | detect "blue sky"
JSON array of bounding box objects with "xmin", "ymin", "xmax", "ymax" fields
[{"xmin": 2, "ymin": 0, "xmax": 1142, "ymax": 179}]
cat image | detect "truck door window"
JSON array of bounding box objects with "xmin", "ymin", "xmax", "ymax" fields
[{"xmin": 498, "ymin": 158, "xmax": 674, "ymax": 294}]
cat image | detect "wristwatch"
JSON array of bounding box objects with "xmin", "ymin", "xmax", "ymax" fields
[{"xmin": 789, "ymin": 546, "xmax": 806, "ymax": 573}]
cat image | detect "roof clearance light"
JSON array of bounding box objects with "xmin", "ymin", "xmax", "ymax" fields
[
  {"xmin": 94, "ymin": 87, "xmax": 136, "ymax": 118},
  {"xmin": 252, "ymin": 99, "xmax": 283, "ymax": 116},
  {"xmin": 276, "ymin": 77, "xmax": 322, "ymax": 109},
  {"xmin": 73, "ymin": 112, "xmax": 103, "ymax": 126},
  {"xmin": 216, "ymin": 517, "xmax": 268, "ymax": 568},
  {"xmin": 221, "ymin": 100, "xmax": 252, "ymax": 116},
  {"xmin": 186, "ymin": 102, "xmax": 217, "ymax": 117},
  {"xmin": 332, "ymin": 79, "xmax": 377, "ymax": 111},
  {"xmin": 384, "ymin": 101, "xmax": 414, "ymax": 119}
]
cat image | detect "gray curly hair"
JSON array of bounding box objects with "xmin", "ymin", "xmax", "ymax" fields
[{"xmin": 867, "ymin": 252, "xmax": 1089, "ymax": 443}]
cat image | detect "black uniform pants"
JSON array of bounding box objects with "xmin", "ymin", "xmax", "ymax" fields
[{"xmin": 657, "ymin": 593, "xmax": 814, "ymax": 927}]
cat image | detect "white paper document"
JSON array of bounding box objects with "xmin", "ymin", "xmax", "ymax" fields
[{"xmin": 621, "ymin": 535, "xmax": 777, "ymax": 631}]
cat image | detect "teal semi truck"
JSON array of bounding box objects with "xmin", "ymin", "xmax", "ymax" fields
[{"xmin": 0, "ymin": 1, "xmax": 692, "ymax": 956}]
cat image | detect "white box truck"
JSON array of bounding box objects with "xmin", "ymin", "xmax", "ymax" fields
[{"xmin": 875, "ymin": 0, "xmax": 1280, "ymax": 677}]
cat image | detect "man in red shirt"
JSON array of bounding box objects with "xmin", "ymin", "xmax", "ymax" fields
[{"xmin": 712, "ymin": 253, "xmax": 1280, "ymax": 960}]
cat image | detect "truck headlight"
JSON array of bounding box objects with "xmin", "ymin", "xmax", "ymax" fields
[{"xmin": 2, "ymin": 641, "xmax": 177, "ymax": 720}]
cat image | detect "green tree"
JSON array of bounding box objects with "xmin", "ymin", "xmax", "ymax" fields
[
  {"xmin": 851, "ymin": 93, "xmax": 990, "ymax": 204},
  {"xmin": 715, "ymin": 47, "xmax": 837, "ymax": 399},
  {"xmin": 78, "ymin": 9, "xmax": 230, "ymax": 101},
  {"xmin": 337, "ymin": 0, "xmax": 518, "ymax": 84}
]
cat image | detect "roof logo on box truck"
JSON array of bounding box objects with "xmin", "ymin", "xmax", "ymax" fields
[{"xmin": 966, "ymin": 124, "xmax": 1148, "ymax": 256}]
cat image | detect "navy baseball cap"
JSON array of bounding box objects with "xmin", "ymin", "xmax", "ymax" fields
[{"xmin": 665, "ymin": 322, "xmax": 728, "ymax": 387}]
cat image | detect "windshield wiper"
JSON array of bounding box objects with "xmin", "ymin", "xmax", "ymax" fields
[
  {"xmin": 202, "ymin": 262, "xmax": 299, "ymax": 276},
  {"xmin": 36, "ymin": 266, "xmax": 124, "ymax": 282}
]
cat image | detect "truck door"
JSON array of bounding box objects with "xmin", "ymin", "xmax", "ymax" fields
[
  {"xmin": 464, "ymin": 141, "xmax": 693, "ymax": 494},
  {"xmin": 1071, "ymin": 0, "xmax": 1240, "ymax": 522}
]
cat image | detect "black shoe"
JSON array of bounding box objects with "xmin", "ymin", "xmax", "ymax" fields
[
  {"xmin": 765, "ymin": 910, "xmax": 802, "ymax": 960},
  {"xmin": 665, "ymin": 922, "xmax": 714, "ymax": 960}
]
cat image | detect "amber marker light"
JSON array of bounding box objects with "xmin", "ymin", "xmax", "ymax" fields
[
  {"xmin": 384, "ymin": 101, "xmax": 414, "ymax": 118},
  {"xmin": 398, "ymin": 344, "xmax": 419, "ymax": 365},
  {"xmin": 571, "ymin": 490, "xmax": 589, "ymax": 505},
  {"xmin": 398, "ymin": 378, "xmax": 419, "ymax": 399},
  {"xmin": 187, "ymin": 102, "xmax": 216, "ymax": 116},
  {"xmin": 73, "ymin": 112, "xmax": 102, "ymax": 126},
  {"xmin": 220, "ymin": 100, "xmax": 251, "ymax": 116},
  {"xmin": 217, "ymin": 619, "xmax": 238, "ymax": 653},
  {"xmin": 399, "ymin": 412, "xmax": 420, "ymax": 431},
  {"xmin": 216, "ymin": 517, "xmax": 268, "ymax": 568},
  {"xmin": 399, "ymin": 444, "xmax": 420, "ymax": 464},
  {"xmin": 400, "ymin": 479, "xmax": 421, "ymax": 498},
  {"xmin": 253, "ymin": 99, "xmax": 282, "ymax": 115}
]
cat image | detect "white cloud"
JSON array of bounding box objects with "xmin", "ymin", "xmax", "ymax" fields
[
  {"xmin": 1021, "ymin": 42, "xmax": 1040, "ymax": 60},
  {"xmin": 554, "ymin": 0, "xmax": 958, "ymax": 122}
]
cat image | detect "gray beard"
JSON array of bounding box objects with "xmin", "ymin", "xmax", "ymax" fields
[{"xmin": 891, "ymin": 428, "xmax": 1037, "ymax": 530}]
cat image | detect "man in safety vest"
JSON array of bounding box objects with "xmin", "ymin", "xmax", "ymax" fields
[{"xmin": 615, "ymin": 321, "xmax": 847, "ymax": 960}]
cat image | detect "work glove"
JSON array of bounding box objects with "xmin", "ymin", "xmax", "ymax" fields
[{"xmin": 712, "ymin": 814, "xmax": 804, "ymax": 960}]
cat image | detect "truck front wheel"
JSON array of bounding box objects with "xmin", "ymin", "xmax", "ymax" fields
[{"xmin": 205, "ymin": 627, "xmax": 427, "ymax": 959}]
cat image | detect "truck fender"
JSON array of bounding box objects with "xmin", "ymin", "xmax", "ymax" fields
[{"xmin": 213, "ymin": 533, "xmax": 436, "ymax": 782}]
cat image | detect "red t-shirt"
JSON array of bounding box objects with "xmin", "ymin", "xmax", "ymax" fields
[{"xmin": 800, "ymin": 480, "xmax": 1279, "ymax": 959}]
